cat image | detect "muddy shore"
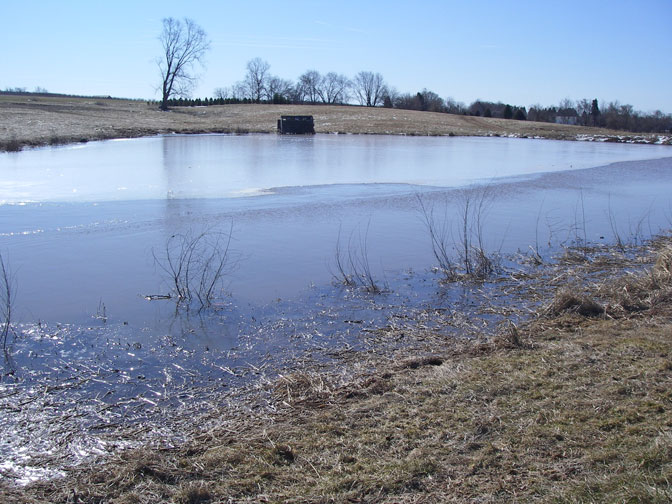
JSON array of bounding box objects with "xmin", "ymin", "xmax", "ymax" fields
[{"xmin": 1, "ymin": 94, "xmax": 670, "ymax": 152}]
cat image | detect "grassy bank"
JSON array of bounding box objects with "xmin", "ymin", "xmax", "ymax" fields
[
  {"xmin": 1, "ymin": 94, "xmax": 670, "ymax": 152},
  {"xmin": 2, "ymin": 239, "xmax": 671, "ymax": 503}
]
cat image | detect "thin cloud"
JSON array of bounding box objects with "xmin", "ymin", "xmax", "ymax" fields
[
  {"xmin": 215, "ymin": 35, "xmax": 340, "ymax": 51},
  {"xmin": 312, "ymin": 19, "xmax": 366, "ymax": 35},
  {"xmin": 220, "ymin": 41, "xmax": 331, "ymax": 50}
]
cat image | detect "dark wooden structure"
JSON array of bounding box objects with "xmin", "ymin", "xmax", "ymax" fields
[{"xmin": 277, "ymin": 115, "xmax": 315, "ymax": 134}]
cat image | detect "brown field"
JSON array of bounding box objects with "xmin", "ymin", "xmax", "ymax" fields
[{"xmin": 1, "ymin": 94, "xmax": 669, "ymax": 152}]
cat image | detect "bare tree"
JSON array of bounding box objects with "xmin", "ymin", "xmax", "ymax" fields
[
  {"xmin": 213, "ymin": 87, "xmax": 230, "ymax": 100},
  {"xmin": 418, "ymin": 89, "xmax": 445, "ymax": 112},
  {"xmin": 244, "ymin": 58, "xmax": 271, "ymax": 102},
  {"xmin": 576, "ymin": 98, "xmax": 592, "ymax": 126},
  {"xmin": 231, "ymin": 81, "xmax": 248, "ymax": 101},
  {"xmin": 158, "ymin": 17, "xmax": 210, "ymax": 111},
  {"xmin": 445, "ymin": 97, "xmax": 467, "ymax": 115},
  {"xmin": 558, "ymin": 98, "xmax": 575, "ymax": 110},
  {"xmin": 353, "ymin": 71, "xmax": 387, "ymax": 107},
  {"xmin": 266, "ymin": 76, "xmax": 294, "ymax": 103},
  {"xmin": 394, "ymin": 89, "xmax": 444, "ymax": 112},
  {"xmin": 217, "ymin": 87, "xmax": 234, "ymax": 100},
  {"xmin": 318, "ymin": 72, "xmax": 350, "ymax": 104},
  {"xmin": 298, "ymin": 70, "xmax": 322, "ymax": 104}
]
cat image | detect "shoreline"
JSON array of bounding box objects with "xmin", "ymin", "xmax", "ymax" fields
[
  {"xmin": 2, "ymin": 95, "xmax": 670, "ymax": 153},
  {"xmin": 1, "ymin": 236, "xmax": 671, "ymax": 501}
]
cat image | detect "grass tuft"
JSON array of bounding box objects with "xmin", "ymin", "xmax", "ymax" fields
[
  {"xmin": 547, "ymin": 289, "xmax": 605, "ymax": 317},
  {"xmin": 2, "ymin": 138, "xmax": 22, "ymax": 152},
  {"xmin": 174, "ymin": 481, "xmax": 212, "ymax": 504},
  {"xmin": 598, "ymin": 244, "xmax": 672, "ymax": 315}
]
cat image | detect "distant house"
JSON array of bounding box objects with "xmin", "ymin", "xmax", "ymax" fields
[
  {"xmin": 277, "ymin": 115, "xmax": 315, "ymax": 134},
  {"xmin": 555, "ymin": 108, "xmax": 579, "ymax": 125}
]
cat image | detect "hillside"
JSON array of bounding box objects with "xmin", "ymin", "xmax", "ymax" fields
[{"xmin": 1, "ymin": 94, "xmax": 669, "ymax": 152}]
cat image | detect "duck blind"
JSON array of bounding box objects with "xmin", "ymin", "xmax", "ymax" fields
[{"xmin": 277, "ymin": 115, "xmax": 315, "ymax": 134}]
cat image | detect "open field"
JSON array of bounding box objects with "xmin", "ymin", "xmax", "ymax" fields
[
  {"xmin": 2, "ymin": 236, "xmax": 671, "ymax": 503},
  {"xmin": 1, "ymin": 94, "xmax": 670, "ymax": 152}
]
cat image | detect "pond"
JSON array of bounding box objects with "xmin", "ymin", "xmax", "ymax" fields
[
  {"xmin": 1, "ymin": 133, "xmax": 670, "ymax": 330},
  {"xmin": 1, "ymin": 134, "xmax": 672, "ymax": 482}
]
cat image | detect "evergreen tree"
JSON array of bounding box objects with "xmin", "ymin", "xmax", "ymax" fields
[
  {"xmin": 503, "ymin": 104, "xmax": 513, "ymax": 119},
  {"xmin": 591, "ymin": 99, "xmax": 601, "ymax": 126}
]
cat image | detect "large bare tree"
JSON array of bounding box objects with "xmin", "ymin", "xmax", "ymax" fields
[
  {"xmin": 244, "ymin": 58, "xmax": 271, "ymax": 102},
  {"xmin": 353, "ymin": 71, "xmax": 387, "ymax": 107},
  {"xmin": 158, "ymin": 17, "xmax": 210, "ymax": 111},
  {"xmin": 318, "ymin": 72, "xmax": 351, "ymax": 104},
  {"xmin": 298, "ymin": 70, "xmax": 322, "ymax": 104},
  {"xmin": 266, "ymin": 76, "xmax": 294, "ymax": 103}
]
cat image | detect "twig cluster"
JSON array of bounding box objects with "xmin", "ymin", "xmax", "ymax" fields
[
  {"xmin": 417, "ymin": 194, "xmax": 457, "ymax": 280},
  {"xmin": 153, "ymin": 225, "xmax": 234, "ymax": 310},
  {"xmin": 332, "ymin": 223, "xmax": 384, "ymax": 294},
  {"xmin": 417, "ymin": 187, "xmax": 501, "ymax": 282}
]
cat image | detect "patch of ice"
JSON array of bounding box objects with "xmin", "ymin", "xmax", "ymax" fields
[
  {"xmin": 230, "ymin": 187, "xmax": 274, "ymax": 197},
  {"xmin": 0, "ymin": 460, "xmax": 65, "ymax": 486}
]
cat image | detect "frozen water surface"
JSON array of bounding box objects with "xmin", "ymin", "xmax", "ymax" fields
[
  {"xmin": 1, "ymin": 134, "xmax": 669, "ymax": 203},
  {"xmin": 0, "ymin": 133, "xmax": 671, "ymax": 481},
  {"xmin": 0, "ymin": 133, "xmax": 669, "ymax": 326}
]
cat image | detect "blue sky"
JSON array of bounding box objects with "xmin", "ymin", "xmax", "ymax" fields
[{"xmin": 2, "ymin": 0, "xmax": 671, "ymax": 112}]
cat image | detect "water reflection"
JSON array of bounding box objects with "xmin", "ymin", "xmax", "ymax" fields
[
  {"xmin": 1, "ymin": 134, "xmax": 670, "ymax": 204},
  {"xmin": 0, "ymin": 135, "xmax": 670, "ymax": 329},
  {"xmin": 3, "ymin": 135, "xmax": 672, "ymax": 486}
]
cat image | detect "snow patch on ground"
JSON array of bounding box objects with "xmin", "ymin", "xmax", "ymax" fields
[{"xmin": 576, "ymin": 133, "xmax": 671, "ymax": 145}]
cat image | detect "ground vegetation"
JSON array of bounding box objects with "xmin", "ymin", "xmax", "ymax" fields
[{"xmin": 3, "ymin": 236, "xmax": 671, "ymax": 502}]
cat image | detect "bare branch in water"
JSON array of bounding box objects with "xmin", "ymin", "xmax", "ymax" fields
[
  {"xmin": 332, "ymin": 221, "xmax": 384, "ymax": 294},
  {"xmin": 153, "ymin": 223, "xmax": 235, "ymax": 310},
  {"xmin": 1, "ymin": 252, "xmax": 17, "ymax": 365}
]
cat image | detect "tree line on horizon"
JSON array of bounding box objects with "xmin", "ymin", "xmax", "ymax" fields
[{"xmin": 169, "ymin": 58, "xmax": 671, "ymax": 134}]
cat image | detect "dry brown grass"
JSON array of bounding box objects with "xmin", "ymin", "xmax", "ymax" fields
[
  {"xmin": 547, "ymin": 289, "xmax": 606, "ymax": 317},
  {"xmin": 597, "ymin": 244, "xmax": 672, "ymax": 317},
  {"xmin": 3, "ymin": 240, "xmax": 672, "ymax": 503},
  {"xmin": 1, "ymin": 94, "xmax": 668, "ymax": 151}
]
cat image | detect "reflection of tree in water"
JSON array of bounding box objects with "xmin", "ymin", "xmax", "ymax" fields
[
  {"xmin": 165, "ymin": 303, "xmax": 237, "ymax": 349},
  {"xmin": 160, "ymin": 134, "xmax": 319, "ymax": 203},
  {"xmin": 161, "ymin": 135, "xmax": 197, "ymax": 201}
]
